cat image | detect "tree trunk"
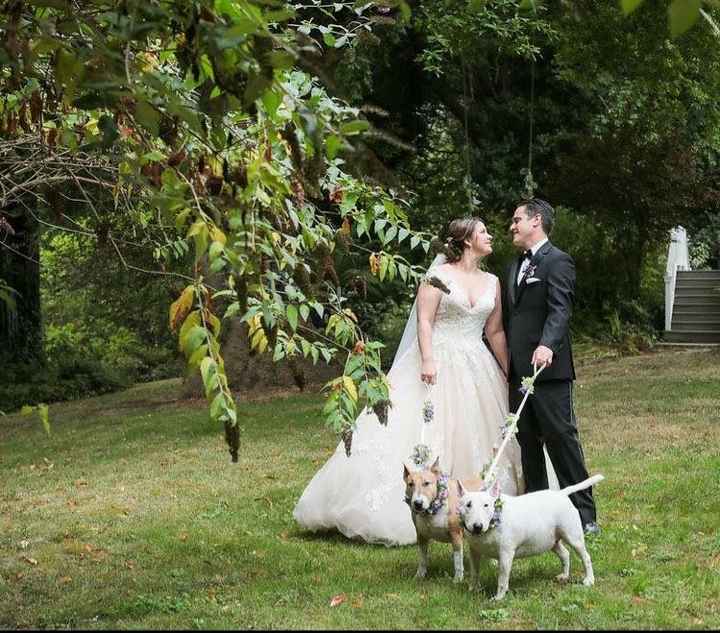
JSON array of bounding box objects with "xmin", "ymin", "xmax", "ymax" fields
[
  {"xmin": 180, "ymin": 317, "xmax": 343, "ymax": 399},
  {"xmin": 0, "ymin": 209, "xmax": 43, "ymax": 365}
]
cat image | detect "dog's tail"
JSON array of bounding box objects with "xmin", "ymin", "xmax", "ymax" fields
[{"xmin": 560, "ymin": 474, "xmax": 604, "ymax": 497}]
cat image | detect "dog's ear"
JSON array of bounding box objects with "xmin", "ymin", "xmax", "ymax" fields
[
  {"xmin": 457, "ymin": 480, "xmax": 466, "ymax": 498},
  {"xmin": 430, "ymin": 456, "xmax": 441, "ymax": 475},
  {"xmin": 403, "ymin": 463, "xmax": 412, "ymax": 481}
]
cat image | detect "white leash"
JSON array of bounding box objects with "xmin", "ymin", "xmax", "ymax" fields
[{"xmin": 482, "ymin": 362, "xmax": 545, "ymax": 487}]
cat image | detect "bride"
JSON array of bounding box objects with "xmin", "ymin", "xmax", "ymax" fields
[{"xmin": 293, "ymin": 217, "xmax": 525, "ymax": 546}]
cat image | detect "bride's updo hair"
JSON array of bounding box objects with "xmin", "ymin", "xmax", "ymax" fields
[{"xmin": 442, "ymin": 216, "xmax": 484, "ymax": 263}]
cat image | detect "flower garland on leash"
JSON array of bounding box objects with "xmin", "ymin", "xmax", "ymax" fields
[
  {"xmin": 407, "ymin": 363, "xmax": 546, "ymax": 487},
  {"xmin": 409, "ymin": 382, "xmax": 435, "ymax": 469}
]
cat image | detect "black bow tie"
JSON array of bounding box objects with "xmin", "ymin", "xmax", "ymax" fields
[{"xmin": 522, "ymin": 250, "xmax": 533, "ymax": 261}]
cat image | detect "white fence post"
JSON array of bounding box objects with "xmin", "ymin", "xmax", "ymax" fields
[{"xmin": 665, "ymin": 226, "xmax": 691, "ymax": 331}]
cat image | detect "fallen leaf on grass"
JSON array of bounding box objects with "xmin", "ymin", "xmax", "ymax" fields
[
  {"xmin": 352, "ymin": 595, "xmax": 364, "ymax": 608},
  {"xmin": 22, "ymin": 556, "xmax": 38, "ymax": 566},
  {"xmin": 124, "ymin": 560, "xmax": 135, "ymax": 570},
  {"xmin": 330, "ymin": 593, "xmax": 346, "ymax": 607},
  {"xmin": 60, "ymin": 576, "xmax": 72, "ymax": 584},
  {"xmin": 18, "ymin": 539, "xmax": 29, "ymax": 550},
  {"xmin": 179, "ymin": 532, "xmax": 188, "ymax": 542}
]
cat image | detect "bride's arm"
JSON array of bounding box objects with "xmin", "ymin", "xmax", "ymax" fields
[
  {"xmin": 484, "ymin": 279, "xmax": 509, "ymax": 379},
  {"xmin": 416, "ymin": 282, "xmax": 442, "ymax": 384}
]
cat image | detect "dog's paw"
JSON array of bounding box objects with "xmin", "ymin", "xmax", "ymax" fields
[
  {"xmin": 582, "ymin": 576, "xmax": 595, "ymax": 587},
  {"xmin": 555, "ymin": 573, "xmax": 570, "ymax": 584}
]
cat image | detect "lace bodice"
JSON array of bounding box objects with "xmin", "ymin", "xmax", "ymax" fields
[{"xmin": 431, "ymin": 269, "xmax": 497, "ymax": 350}]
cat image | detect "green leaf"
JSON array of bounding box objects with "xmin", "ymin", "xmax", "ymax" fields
[
  {"xmin": 200, "ymin": 356, "xmax": 217, "ymax": 386},
  {"xmin": 340, "ymin": 120, "xmax": 370, "ymax": 136},
  {"xmin": 518, "ymin": 0, "xmax": 537, "ymax": 11},
  {"xmin": 620, "ymin": 0, "xmax": 645, "ymax": 15},
  {"xmin": 273, "ymin": 341, "xmax": 285, "ymax": 361},
  {"xmin": 135, "ymin": 101, "xmax": 160, "ymax": 136},
  {"xmin": 179, "ymin": 311, "xmax": 201, "ymax": 350},
  {"xmin": 383, "ymin": 226, "xmax": 397, "ymax": 245},
  {"xmin": 286, "ymin": 304, "xmax": 298, "ymax": 332},
  {"xmin": 326, "ymin": 134, "xmax": 342, "ymax": 160},
  {"xmin": 188, "ymin": 343, "xmax": 209, "ymax": 369},
  {"xmin": 210, "ymin": 391, "xmax": 225, "ymax": 420},
  {"xmin": 323, "ymin": 32, "xmax": 337, "ymax": 47},
  {"xmin": 209, "ymin": 241, "xmax": 224, "ymax": 261},
  {"xmin": 184, "ymin": 325, "xmax": 207, "ymax": 355},
  {"xmin": 379, "ymin": 254, "xmax": 389, "ymax": 282},
  {"xmin": 299, "ymin": 304, "xmax": 310, "ymax": 322},
  {"xmin": 669, "ymin": 0, "xmax": 701, "ymax": 37},
  {"xmin": 262, "ymin": 89, "xmax": 282, "ymax": 119}
]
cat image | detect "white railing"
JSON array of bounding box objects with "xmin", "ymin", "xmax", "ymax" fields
[{"xmin": 665, "ymin": 226, "xmax": 691, "ymax": 331}]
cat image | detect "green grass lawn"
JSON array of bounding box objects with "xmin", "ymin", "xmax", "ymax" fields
[{"xmin": 1, "ymin": 348, "xmax": 719, "ymax": 629}]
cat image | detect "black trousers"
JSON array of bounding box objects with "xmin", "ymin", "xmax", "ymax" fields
[{"xmin": 509, "ymin": 377, "xmax": 597, "ymax": 526}]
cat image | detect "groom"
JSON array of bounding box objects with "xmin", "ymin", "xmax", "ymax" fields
[{"xmin": 502, "ymin": 198, "xmax": 599, "ymax": 535}]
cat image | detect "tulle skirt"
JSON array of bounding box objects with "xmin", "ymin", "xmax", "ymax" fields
[{"xmin": 293, "ymin": 340, "xmax": 525, "ymax": 546}]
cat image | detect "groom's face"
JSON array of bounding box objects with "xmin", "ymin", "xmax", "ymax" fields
[{"xmin": 510, "ymin": 206, "xmax": 539, "ymax": 249}]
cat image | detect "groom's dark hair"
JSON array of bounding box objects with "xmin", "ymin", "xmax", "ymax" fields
[{"xmin": 518, "ymin": 198, "xmax": 554, "ymax": 235}]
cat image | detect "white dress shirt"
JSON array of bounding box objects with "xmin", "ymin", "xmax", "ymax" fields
[{"xmin": 516, "ymin": 237, "xmax": 548, "ymax": 286}]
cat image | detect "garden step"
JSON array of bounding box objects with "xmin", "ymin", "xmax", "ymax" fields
[
  {"xmin": 675, "ymin": 280, "xmax": 720, "ymax": 289},
  {"xmin": 672, "ymin": 305, "xmax": 720, "ymax": 315},
  {"xmin": 675, "ymin": 294, "xmax": 720, "ymax": 302},
  {"xmin": 670, "ymin": 321, "xmax": 720, "ymax": 332},
  {"xmin": 671, "ymin": 314, "xmax": 720, "ymax": 325},
  {"xmin": 675, "ymin": 286, "xmax": 720, "ymax": 296},
  {"xmin": 676, "ymin": 271, "xmax": 720, "ymax": 281},
  {"xmin": 663, "ymin": 330, "xmax": 720, "ymax": 344},
  {"xmin": 673, "ymin": 297, "xmax": 720, "ymax": 307}
]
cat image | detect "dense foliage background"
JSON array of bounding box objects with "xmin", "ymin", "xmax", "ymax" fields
[{"xmin": 2, "ymin": 0, "xmax": 719, "ymax": 454}]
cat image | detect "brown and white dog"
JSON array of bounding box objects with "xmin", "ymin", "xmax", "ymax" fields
[{"xmin": 403, "ymin": 457, "xmax": 484, "ymax": 582}]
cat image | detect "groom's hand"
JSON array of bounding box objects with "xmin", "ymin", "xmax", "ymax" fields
[{"xmin": 532, "ymin": 345, "xmax": 553, "ymax": 368}]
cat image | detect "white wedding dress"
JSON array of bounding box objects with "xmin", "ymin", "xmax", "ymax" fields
[{"xmin": 293, "ymin": 268, "xmax": 525, "ymax": 546}]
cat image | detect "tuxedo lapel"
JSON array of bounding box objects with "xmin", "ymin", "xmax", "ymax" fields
[{"xmin": 514, "ymin": 241, "xmax": 553, "ymax": 306}]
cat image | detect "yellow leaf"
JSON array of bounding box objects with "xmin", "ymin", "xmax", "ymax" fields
[
  {"xmin": 169, "ymin": 285, "xmax": 195, "ymax": 332},
  {"xmin": 342, "ymin": 376, "xmax": 357, "ymax": 402},
  {"xmin": 209, "ymin": 225, "xmax": 227, "ymax": 245}
]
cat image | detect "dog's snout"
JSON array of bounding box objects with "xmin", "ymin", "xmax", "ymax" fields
[
  {"xmin": 413, "ymin": 500, "xmax": 423, "ymax": 510},
  {"xmin": 472, "ymin": 524, "xmax": 483, "ymax": 535}
]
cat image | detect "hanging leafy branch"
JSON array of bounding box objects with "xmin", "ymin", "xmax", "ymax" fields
[{"xmin": 0, "ymin": 0, "xmax": 428, "ymax": 461}]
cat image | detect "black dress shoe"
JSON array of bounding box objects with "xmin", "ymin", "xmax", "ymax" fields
[{"xmin": 583, "ymin": 522, "xmax": 600, "ymax": 536}]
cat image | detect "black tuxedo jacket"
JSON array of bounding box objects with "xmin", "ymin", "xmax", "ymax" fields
[{"xmin": 502, "ymin": 241, "xmax": 576, "ymax": 383}]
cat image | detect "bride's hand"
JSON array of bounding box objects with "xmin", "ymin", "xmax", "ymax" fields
[{"xmin": 421, "ymin": 359, "xmax": 437, "ymax": 385}]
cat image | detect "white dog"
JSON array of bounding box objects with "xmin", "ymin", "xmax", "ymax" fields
[{"xmin": 458, "ymin": 474, "xmax": 604, "ymax": 600}]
